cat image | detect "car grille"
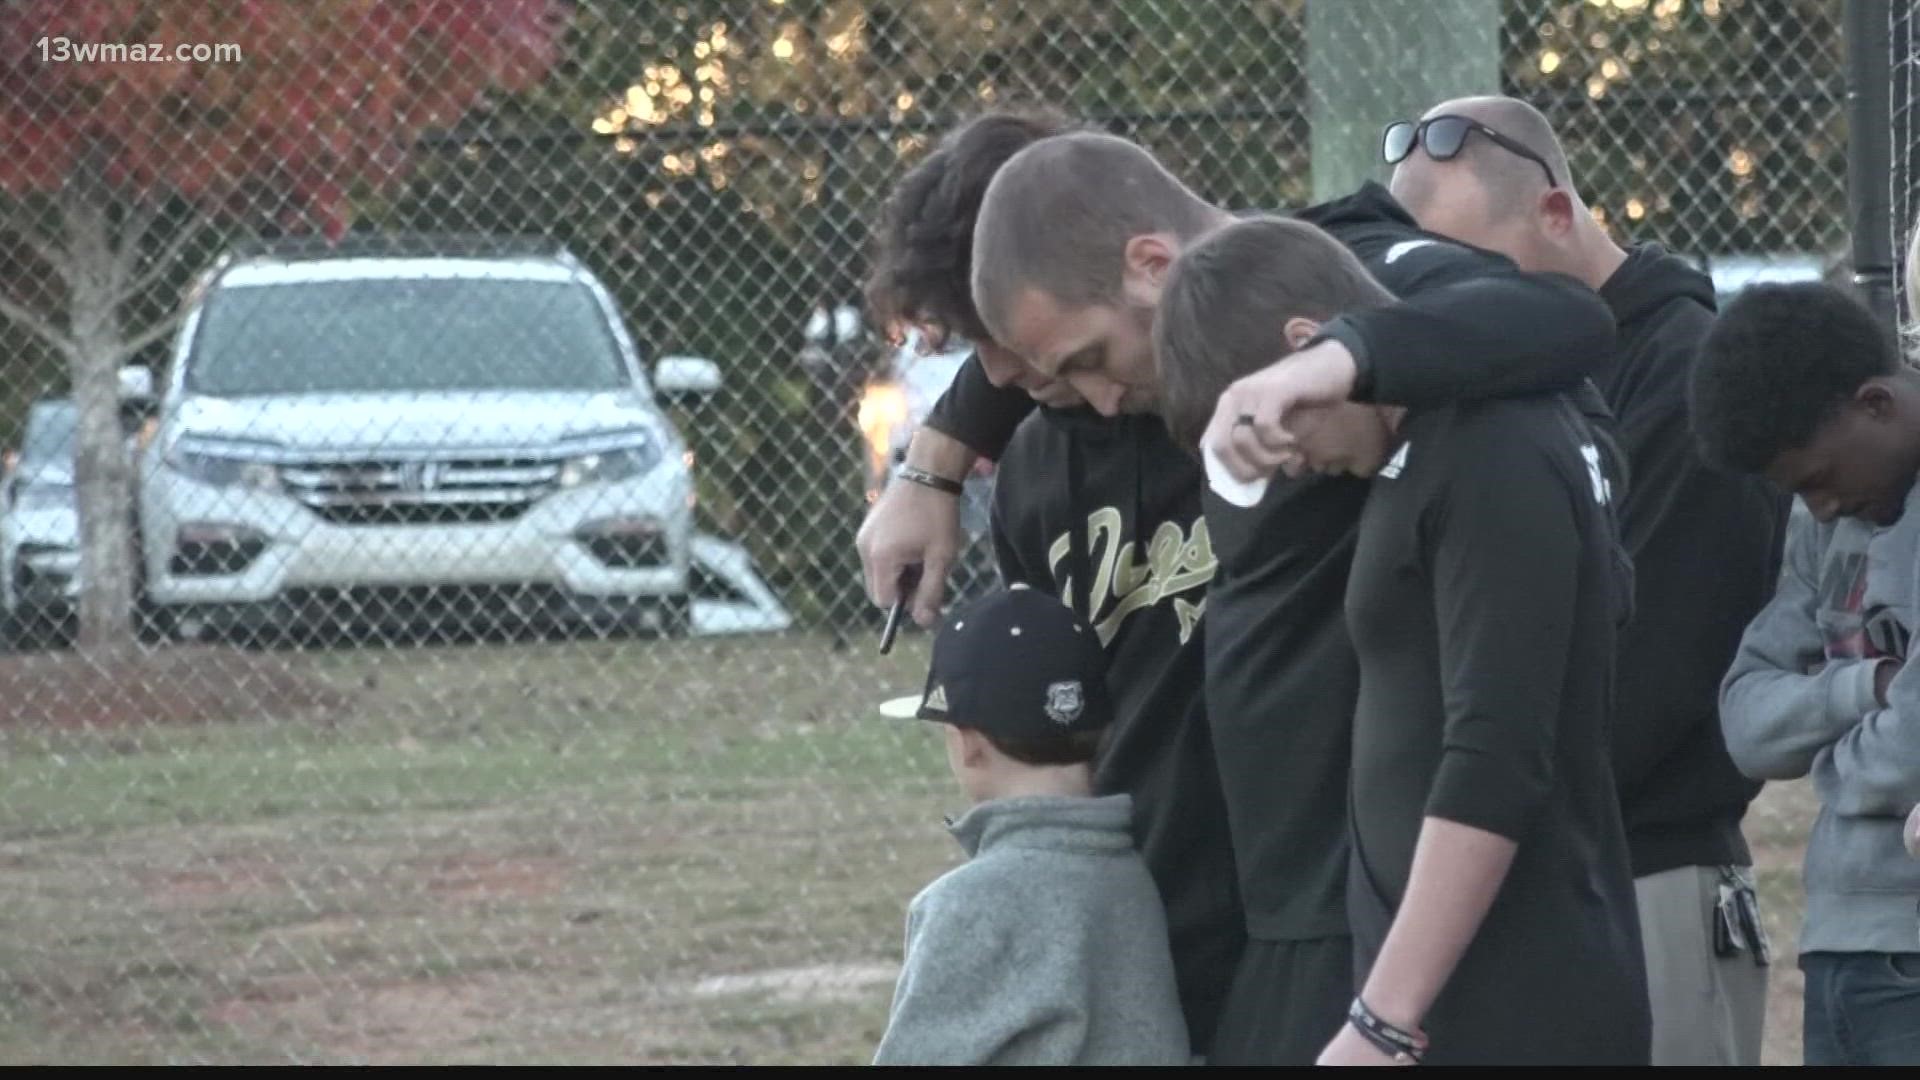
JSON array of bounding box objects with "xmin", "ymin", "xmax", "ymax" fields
[{"xmin": 280, "ymin": 458, "xmax": 561, "ymax": 526}]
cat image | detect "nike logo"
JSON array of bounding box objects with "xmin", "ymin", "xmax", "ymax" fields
[{"xmin": 1384, "ymin": 239, "xmax": 1436, "ymax": 264}]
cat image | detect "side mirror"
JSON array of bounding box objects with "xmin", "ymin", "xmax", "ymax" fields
[
  {"xmin": 118, "ymin": 365, "xmax": 155, "ymax": 402},
  {"xmin": 118, "ymin": 366, "xmax": 159, "ymax": 431},
  {"xmin": 655, "ymin": 356, "xmax": 722, "ymax": 399}
]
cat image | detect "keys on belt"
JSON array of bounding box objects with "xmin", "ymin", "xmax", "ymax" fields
[{"xmin": 1713, "ymin": 865, "xmax": 1771, "ymax": 967}]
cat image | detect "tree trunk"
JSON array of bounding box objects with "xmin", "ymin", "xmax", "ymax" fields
[{"xmin": 62, "ymin": 190, "xmax": 140, "ymax": 658}]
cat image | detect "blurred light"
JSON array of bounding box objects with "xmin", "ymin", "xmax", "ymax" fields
[
  {"xmin": 683, "ymin": 451, "xmax": 696, "ymax": 468},
  {"xmin": 895, "ymin": 90, "xmax": 914, "ymax": 111},
  {"xmin": 1586, "ymin": 76, "xmax": 1608, "ymax": 99},
  {"xmin": 1601, "ymin": 59, "xmax": 1620, "ymax": 79},
  {"xmin": 1729, "ymin": 147, "xmax": 1755, "ymax": 177},
  {"xmin": 773, "ymin": 38, "xmax": 795, "ymax": 60},
  {"xmin": 614, "ymin": 136, "xmax": 637, "ymax": 155},
  {"xmin": 591, "ymin": 115, "xmax": 618, "ymax": 135},
  {"xmin": 857, "ymin": 382, "xmax": 909, "ymax": 483},
  {"xmin": 608, "ymin": 107, "xmax": 628, "ymax": 125},
  {"xmin": 1625, "ymin": 197, "xmax": 1646, "ymax": 220},
  {"xmin": 1611, "ymin": 0, "xmax": 1647, "ymax": 10},
  {"xmin": 1538, "ymin": 49, "xmax": 1561, "ymax": 74},
  {"xmin": 694, "ymin": 42, "xmax": 709, "ymax": 58},
  {"xmin": 1704, "ymin": 0, "xmax": 1722, "ymax": 15}
]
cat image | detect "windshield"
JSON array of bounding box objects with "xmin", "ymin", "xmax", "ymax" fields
[{"xmin": 187, "ymin": 276, "xmax": 631, "ymax": 395}]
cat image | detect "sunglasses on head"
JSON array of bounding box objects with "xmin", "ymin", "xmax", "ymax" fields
[{"xmin": 1382, "ymin": 115, "xmax": 1558, "ymax": 189}]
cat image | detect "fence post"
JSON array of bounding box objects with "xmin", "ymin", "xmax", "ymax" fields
[
  {"xmin": 1306, "ymin": 0, "xmax": 1502, "ymax": 204},
  {"xmin": 1845, "ymin": 0, "xmax": 1897, "ymax": 329}
]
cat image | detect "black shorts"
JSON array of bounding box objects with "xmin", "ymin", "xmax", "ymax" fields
[{"xmin": 1207, "ymin": 935, "xmax": 1354, "ymax": 1066}]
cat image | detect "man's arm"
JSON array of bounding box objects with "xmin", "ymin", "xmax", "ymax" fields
[
  {"xmin": 856, "ymin": 424, "xmax": 975, "ymax": 627},
  {"xmin": 1720, "ymin": 512, "xmax": 1884, "ymax": 781},
  {"xmin": 1323, "ymin": 249, "xmax": 1615, "ymax": 408},
  {"xmin": 1209, "ymin": 244, "xmax": 1615, "ymax": 483}
]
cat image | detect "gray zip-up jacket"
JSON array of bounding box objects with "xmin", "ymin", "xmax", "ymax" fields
[
  {"xmin": 873, "ymin": 794, "xmax": 1191, "ymax": 1065},
  {"xmin": 1721, "ymin": 492, "xmax": 1920, "ymax": 954}
]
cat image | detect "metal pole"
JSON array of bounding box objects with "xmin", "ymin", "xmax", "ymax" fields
[{"xmin": 1844, "ymin": 0, "xmax": 1897, "ymax": 330}]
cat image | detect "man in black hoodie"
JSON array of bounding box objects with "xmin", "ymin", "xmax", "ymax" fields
[
  {"xmin": 1211, "ymin": 94, "xmax": 1782, "ymax": 1066},
  {"xmin": 871, "ymin": 129, "xmax": 1614, "ymax": 1063}
]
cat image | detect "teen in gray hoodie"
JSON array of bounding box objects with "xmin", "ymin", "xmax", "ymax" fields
[
  {"xmin": 873, "ymin": 586, "xmax": 1189, "ymax": 1066},
  {"xmin": 1693, "ymin": 282, "xmax": 1920, "ymax": 1066}
]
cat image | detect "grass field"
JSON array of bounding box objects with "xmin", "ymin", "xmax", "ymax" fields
[{"xmin": 0, "ymin": 632, "xmax": 1820, "ymax": 1064}]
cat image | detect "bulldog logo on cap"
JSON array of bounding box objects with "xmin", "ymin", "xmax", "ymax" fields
[{"xmin": 1043, "ymin": 680, "xmax": 1085, "ymax": 726}]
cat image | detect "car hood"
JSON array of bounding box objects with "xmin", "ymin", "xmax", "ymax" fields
[{"xmin": 168, "ymin": 392, "xmax": 672, "ymax": 458}]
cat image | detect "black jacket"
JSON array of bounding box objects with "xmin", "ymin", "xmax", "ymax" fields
[{"xmin": 1595, "ymin": 244, "xmax": 1787, "ymax": 876}]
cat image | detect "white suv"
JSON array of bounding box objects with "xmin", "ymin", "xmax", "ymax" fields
[{"xmin": 139, "ymin": 239, "xmax": 719, "ymax": 640}]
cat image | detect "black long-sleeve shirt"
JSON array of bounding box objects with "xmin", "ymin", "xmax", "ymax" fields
[{"xmin": 1343, "ymin": 394, "xmax": 1648, "ymax": 1065}]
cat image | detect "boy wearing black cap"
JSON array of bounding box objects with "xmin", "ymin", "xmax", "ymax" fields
[{"xmin": 873, "ymin": 585, "xmax": 1191, "ymax": 1066}]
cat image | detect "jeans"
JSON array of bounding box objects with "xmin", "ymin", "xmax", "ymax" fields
[{"xmin": 1800, "ymin": 951, "xmax": 1920, "ymax": 1065}]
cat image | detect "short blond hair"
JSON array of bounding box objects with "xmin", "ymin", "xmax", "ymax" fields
[
  {"xmin": 1154, "ymin": 216, "xmax": 1396, "ymax": 449},
  {"xmin": 970, "ymin": 132, "xmax": 1218, "ymax": 343}
]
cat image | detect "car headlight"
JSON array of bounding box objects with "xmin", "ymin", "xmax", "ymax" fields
[
  {"xmin": 169, "ymin": 447, "xmax": 281, "ymax": 491},
  {"xmin": 557, "ymin": 437, "xmax": 662, "ymax": 489}
]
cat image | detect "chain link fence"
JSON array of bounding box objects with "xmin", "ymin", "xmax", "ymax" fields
[
  {"xmin": 0, "ymin": 0, "xmax": 1851, "ymax": 1064},
  {"xmin": 1892, "ymin": 0, "xmax": 1920, "ymax": 325}
]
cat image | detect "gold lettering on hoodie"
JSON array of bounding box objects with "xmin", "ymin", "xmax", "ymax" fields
[{"xmin": 1046, "ymin": 506, "xmax": 1214, "ymax": 646}]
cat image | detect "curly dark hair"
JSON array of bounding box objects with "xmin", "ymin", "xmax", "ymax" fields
[
  {"xmin": 1690, "ymin": 281, "xmax": 1900, "ymax": 473},
  {"xmin": 864, "ymin": 107, "xmax": 1081, "ymax": 345}
]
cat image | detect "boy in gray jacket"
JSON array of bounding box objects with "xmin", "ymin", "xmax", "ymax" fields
[
  {"xmin": 1692, "ymin": 282, "xmax": 1920, "ymax": 1065},
  {"xmin": 873, "ymin": 585, "xmax": 1190, "ymax": 1066}
]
